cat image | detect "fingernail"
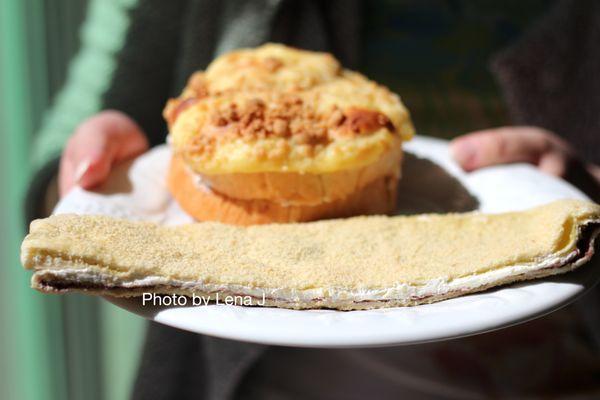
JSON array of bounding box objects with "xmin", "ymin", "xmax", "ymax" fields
[
  {"xmin": 453, "ymin": 140, "xmax": 477, "ymax": 170},
  {"xmin": 74, "ymin": 158, "xmax": 92, "ymax": 184}
]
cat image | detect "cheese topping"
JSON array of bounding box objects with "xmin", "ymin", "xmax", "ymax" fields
[{"xmin": 164, "ymin": 44, "xmax": 414, "ymax": 174}]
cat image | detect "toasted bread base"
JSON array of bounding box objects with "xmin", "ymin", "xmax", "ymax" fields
[
  {"xmin": 193, "ymin": 138, "xmax": 403, "ymax": 205},
  {"xmin": 167, "ymin": 155, "xmax": 399, "ymax": 225}
]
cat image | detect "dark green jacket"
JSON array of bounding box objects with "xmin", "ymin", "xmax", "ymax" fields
[{"xmin": 26, "ymin": 1, "xmax": 600, "ymax": 399}]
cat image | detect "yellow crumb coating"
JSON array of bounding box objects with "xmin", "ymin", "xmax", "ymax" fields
[{"xmin": 165, "ymin": 43, "xmax": 414, "ymax": 175}]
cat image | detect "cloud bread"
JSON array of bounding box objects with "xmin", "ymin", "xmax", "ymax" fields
[
  {"xmin": 21, "ymin": 200, "xmax": 600, "ymax": 310},
  {"xmin": 164, "ymin": 43, "xmax": 413, "ymax": 206}
]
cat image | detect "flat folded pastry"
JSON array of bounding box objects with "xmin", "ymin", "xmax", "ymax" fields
[{"xmin": 21, "ymin": 200, "xmax": 600, "ymax": 310}]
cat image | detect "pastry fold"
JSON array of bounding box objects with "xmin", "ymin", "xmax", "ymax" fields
[{"xmin": 21, "ymin": 200, "xmax": 600, "ymax": 310}]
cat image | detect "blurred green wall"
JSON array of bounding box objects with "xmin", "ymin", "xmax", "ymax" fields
[{"xmin": 0, "ymin": 1, "xmax": 146, "ymax": 399}]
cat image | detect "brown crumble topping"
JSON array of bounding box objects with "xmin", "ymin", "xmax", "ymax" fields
[
  {"xmin": 181, "ymin": 99, "xmax": 395, "ymax": 161},
  {"xmin": 342, "ymin": 108, "xmax": 395, "ymax": 135},
  {"xmin": 327, "ymin": 108, "xmax": 345, "ymax": 128},
  {"xmin": 164, "ymin": 72, "xmax": 209, "ymax": 126},
  {"xmin": 188, "ymin": 72, "xmax": 208, "ymax": 98},
  {"xmin": 164, "ymin": 97, "xmax": 198, "ymax": 126},
  {"xmin": 166, "ymin": 52, "xmax": 400, "ymax": 162},
  {"xmin": 263, "ymin": 57, "xmax": 283, "ymax": 72}
]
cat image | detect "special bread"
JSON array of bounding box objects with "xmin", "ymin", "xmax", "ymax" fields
[
  {"xmin": 167, "ymin": 154, "xmax": 398, "ymax": 225},
  {"xmin": 164, "ymin": 43, "xmax": 414, "ymax": 223},
  {"xmin": 21, "ymin": 200, "xmax": 600, "ymax": 310}
]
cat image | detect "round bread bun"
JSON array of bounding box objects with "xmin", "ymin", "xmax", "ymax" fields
[
  {"xmin": 168, "ymin": 155, "xmax": 398, "ymax": 225},
  {"xmin": 164, "ymin": 43, "xmax": 413, "ymax": 206}
]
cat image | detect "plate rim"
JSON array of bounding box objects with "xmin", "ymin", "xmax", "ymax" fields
[{"xmin": 60, "ymin": 134, "xmax": 597, "ymax": 347}]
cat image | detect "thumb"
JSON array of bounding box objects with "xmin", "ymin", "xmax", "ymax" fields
[
  {"xmin": 73, "ymin": 145, "xmax": 114, "ymax": 191},
  {"xmin": 60, "ymin": 111, "xmax": 148, "ymax": 196},
  {"xmin": 450, "ymin": 127, "xmax": 552, "ymax": 172}
]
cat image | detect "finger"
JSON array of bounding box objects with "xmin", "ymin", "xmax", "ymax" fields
[
  {"xmin": 60, "ymin": 130, "xmax": 113, "ymax": 196},
  {"xmin": 450, "ymin": 127, "xmax": 552, "ymax": 171},
  {"xmin": 99, "ymin": 110, "xmax": 149, "ymax": 164},
  {"xmin": 74, "ymin": 112, "xmax": 149, "ymax": 190},
  {"xmin": 538, "ymin": 151, "xmax": 569, "ymax": 177},
  {"xmin": 59, "ymin": 111, "xmax": 148, "ymax": 196},
  {"xmin": 73, "ymin": 140, "xmax": 112, "ymax": 191},
  {"xmin": 59, "ymin": 151, "xmax": 76, "ymax": 197}
]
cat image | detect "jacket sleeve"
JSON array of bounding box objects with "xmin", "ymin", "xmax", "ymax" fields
[
  {"xmin": 491, "ymin": 0, "xmax": 600, "ymax": 165},
  {"xmin": 26, "ymin": 0, "xmax": 187, "ymax": 221}
]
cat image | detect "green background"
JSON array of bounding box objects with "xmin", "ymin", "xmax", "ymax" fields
[{"xmin": 0, "ymin": 1, "xmax": 146, "ymax": 399}]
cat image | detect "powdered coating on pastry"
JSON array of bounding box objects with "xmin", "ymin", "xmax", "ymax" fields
[
  {"xmin": 20, "ymin": 200, "xmax": 600, "ymax": 309},
  {"xmin": 164, "ymin": 43, "xmax": 414, "ymax": 174}
]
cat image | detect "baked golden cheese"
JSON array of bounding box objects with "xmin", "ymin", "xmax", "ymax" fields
[
  {"xmin": 21, "ymin": 200, "xmax": 600, "ymax": 310},
  {"xmin": 164, "ymin": 43, "xmax": 414, "ymax": 175}
]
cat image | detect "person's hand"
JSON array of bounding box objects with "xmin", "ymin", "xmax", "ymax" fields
[
  {"xmin": 450, "ymin": 126, "xmax": 578, "ymax": 177},
  {"xmin": 59, "ymin": 110, "xmax": 149, "ymax": 197},
  {"xmin": 450, "ymin": 126, "xmax": 600, "ymax": 201}
]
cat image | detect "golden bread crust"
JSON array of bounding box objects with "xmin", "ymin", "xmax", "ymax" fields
[
  {"xmin": 198, "ymin": 135, "xmax": 402, "ymax": 204},
  {"xmin": 167, "ymin": 155, "xmax": 399, "ymax": 225},
  {"xmin": 165, "ymin": 44, "xmax": 414, "ymax": 175}
]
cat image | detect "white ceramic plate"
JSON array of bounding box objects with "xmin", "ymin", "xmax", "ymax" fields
[{"xmin": 54, "ymin": 136, "xmax": 599, "ymax": 348}]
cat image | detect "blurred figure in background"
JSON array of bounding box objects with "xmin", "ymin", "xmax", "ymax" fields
[{"xmin": 26, "ymin": 0, "xmax": 600, "ymax": 399}]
